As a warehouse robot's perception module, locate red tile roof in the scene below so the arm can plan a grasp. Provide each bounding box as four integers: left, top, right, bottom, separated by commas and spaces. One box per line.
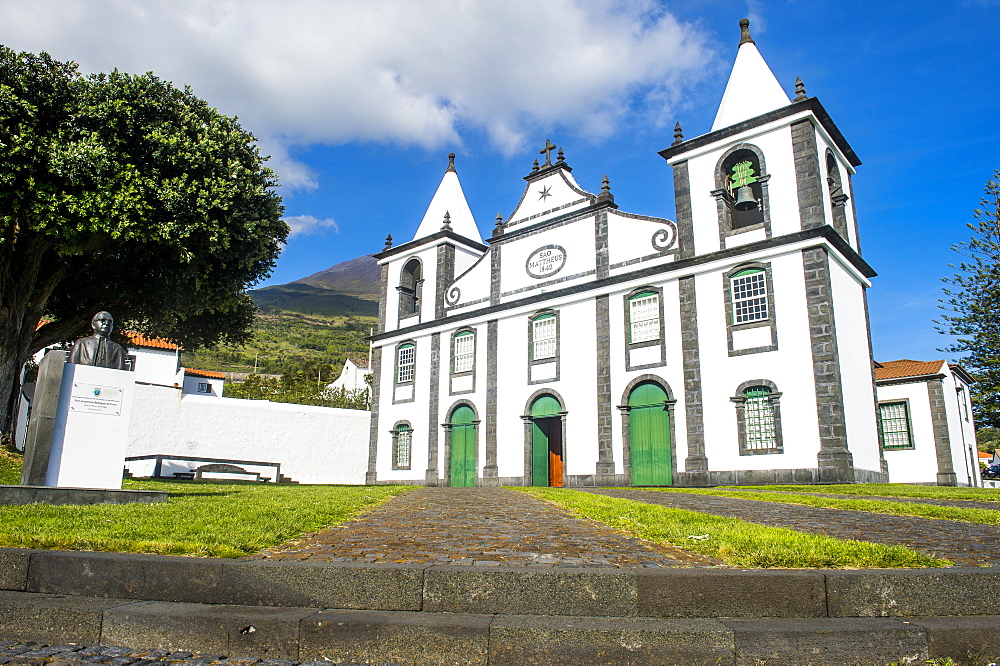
124, 331, 181, 351
185, 368, 225, 379
348, 357, 370, 369
874, 359, 946, 382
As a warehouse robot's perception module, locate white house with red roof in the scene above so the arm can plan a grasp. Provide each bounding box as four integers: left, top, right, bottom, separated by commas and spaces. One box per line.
874, 359, 979, 486
326, 357, 372, 393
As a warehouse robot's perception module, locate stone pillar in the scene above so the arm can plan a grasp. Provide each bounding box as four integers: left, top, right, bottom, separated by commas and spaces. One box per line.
791, 119, 827, 230
928, 379, 958, 486
365, 347, 382, 485
595, 295, 615, 483
482, 320, 500, 485
20, 351, 68, 486
425, 333, 441, 486
679, 276, 708, 484
671, 160, 695, 260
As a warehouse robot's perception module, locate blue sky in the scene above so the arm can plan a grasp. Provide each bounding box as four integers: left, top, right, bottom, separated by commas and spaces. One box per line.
1, 0, 997, 363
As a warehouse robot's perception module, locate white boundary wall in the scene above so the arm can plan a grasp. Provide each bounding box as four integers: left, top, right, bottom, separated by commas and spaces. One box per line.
126, 383, 369, 485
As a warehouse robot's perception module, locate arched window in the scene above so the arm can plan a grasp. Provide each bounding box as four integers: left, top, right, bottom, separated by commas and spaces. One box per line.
398, 258, 423, 319
826, 151, 849, 238
732, 381, 783, 455
391, 422, 412, 470
720, 148, 765, 230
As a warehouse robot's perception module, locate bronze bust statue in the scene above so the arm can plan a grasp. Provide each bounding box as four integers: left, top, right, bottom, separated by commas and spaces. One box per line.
69, 311, 128, 370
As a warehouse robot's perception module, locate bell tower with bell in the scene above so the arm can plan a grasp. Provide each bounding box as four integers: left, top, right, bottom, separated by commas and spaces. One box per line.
658, 18, 886, 485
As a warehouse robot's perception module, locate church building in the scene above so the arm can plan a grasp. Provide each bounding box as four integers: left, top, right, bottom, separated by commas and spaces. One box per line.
365, 19, 890, 487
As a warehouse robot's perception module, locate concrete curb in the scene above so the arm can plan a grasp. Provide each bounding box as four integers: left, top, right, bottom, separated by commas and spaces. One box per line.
1, 548, 999, 664
0, 484, 167, 506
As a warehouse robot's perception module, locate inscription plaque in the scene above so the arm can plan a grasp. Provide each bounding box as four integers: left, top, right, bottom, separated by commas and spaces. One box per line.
526, 245, 567, 279
69, 383, 124, 416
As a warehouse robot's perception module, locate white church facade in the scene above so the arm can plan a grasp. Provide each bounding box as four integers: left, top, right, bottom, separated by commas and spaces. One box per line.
366, 20, 893, 488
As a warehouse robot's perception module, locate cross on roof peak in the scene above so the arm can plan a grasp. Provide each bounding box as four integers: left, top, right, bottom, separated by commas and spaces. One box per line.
539, 139, 557, 166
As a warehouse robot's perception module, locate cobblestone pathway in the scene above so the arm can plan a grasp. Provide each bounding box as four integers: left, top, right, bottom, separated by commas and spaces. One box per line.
587, 488, 1000, 567
720, 487, 1000, 511
246, 486, 717, 567
0, 641, 375, 666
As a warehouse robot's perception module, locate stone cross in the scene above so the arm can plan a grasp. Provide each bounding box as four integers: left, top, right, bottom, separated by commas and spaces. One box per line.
539, 139, 558, 165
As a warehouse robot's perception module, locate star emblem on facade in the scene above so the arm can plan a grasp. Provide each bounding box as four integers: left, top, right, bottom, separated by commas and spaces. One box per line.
538, 186, 552, 201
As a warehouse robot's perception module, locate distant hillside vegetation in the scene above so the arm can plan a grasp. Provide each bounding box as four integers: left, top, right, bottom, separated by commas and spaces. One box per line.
182, 255, 380, 378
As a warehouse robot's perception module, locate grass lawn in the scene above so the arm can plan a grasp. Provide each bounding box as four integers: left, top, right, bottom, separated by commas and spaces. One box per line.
0, 450, 411, 557
646, 486, 1000, 526
734, 483, 1000, 502
518, 487, 948, 569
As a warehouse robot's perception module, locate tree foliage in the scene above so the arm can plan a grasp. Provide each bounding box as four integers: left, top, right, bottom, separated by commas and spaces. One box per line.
224, 373, 371, 411
0, 45, 287, 433
938, 171, 1000, 429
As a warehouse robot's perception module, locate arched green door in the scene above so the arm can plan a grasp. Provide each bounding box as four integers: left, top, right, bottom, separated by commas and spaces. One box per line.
530, 395, 563, 487
629, 382, 672, 486
449, 405, 477, 487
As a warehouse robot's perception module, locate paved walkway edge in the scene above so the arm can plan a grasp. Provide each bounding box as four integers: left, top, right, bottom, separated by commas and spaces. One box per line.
0, 485, 167, 505
2, 548, 999, 664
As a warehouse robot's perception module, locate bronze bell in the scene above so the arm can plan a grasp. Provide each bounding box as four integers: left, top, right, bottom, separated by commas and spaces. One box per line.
734, 185, 759, 211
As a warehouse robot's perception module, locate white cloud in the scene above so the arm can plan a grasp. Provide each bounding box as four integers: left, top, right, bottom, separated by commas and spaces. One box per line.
0, 0, 717, 189
283, 214, 339, 237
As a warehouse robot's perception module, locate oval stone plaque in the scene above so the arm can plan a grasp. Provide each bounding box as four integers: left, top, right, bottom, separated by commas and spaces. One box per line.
525, 245, 567, 279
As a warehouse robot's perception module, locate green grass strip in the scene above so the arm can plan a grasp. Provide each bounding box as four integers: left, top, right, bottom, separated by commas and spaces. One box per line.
0, 479, 413, 558
732, 483, 1000, 502
644, 487, 1000, 526
0, 449, 22, 485
517, 487, 947, 569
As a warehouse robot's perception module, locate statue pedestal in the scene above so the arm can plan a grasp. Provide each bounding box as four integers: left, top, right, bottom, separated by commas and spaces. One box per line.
46, 363, 134, 489
22, 352, 134, 491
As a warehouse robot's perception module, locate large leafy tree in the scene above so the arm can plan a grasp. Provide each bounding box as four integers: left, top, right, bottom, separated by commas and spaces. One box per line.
939, 171, 1000, 429
0, 46, 287, 434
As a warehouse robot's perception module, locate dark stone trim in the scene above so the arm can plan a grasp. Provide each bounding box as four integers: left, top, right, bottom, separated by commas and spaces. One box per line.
448, 327, 477, 396
372, 226, 874, 343
375, 229, 486, 260
425, 334, 440, 485
659, 97, 861, 167
847, 172, 862, 255
527, 309, 560, 385
623, 286, 666, 371
713, 144, 772, 246
490, 245, 501, 306
825, 149, 850, 240
928, 379, 957, 486
618, 375, 678, 486
390, 420, 413, 471
501, 269, 597, 298
521, 389, 568, 488
877, 399, 915, 451
671, 160, 694, 260
595, 296, 614, 481
803, 247, 854, 482
483, 320, 499, 485
376, 264, 389, 334
365, 347, 382, 485
731, 379, 784, 456
492, 199, 620, 245
595, 210, 610, 280
435, 243, 456, 320
724, 262, 779, 357
391, 340, 417, 405
442, 399, 480, 487
792, 119, 827, 230
678, 277, 707, 482
507, 198, 591, 229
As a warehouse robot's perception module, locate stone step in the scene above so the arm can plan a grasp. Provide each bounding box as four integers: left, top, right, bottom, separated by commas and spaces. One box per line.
0, 592, 997, 665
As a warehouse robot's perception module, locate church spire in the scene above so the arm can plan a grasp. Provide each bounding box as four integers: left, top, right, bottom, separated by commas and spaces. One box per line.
711, 18, 790, 132
412, 153, 482, 243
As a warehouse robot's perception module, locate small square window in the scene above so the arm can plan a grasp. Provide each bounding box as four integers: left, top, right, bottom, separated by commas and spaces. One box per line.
880, 402, 913, 449
731, 270, 768, 323
197, 382, 210, 393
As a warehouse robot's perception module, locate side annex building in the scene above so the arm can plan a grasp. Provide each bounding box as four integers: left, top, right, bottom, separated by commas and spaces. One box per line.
365, 21, 919, 488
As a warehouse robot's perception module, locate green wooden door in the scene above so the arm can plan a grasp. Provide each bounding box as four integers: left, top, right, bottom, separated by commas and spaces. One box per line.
629, 382, 672, 486
530, 395, 562, 487
449, 405, 477, 487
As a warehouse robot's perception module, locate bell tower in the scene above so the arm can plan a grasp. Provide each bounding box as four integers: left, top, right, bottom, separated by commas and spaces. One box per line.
659, 19, 886, 484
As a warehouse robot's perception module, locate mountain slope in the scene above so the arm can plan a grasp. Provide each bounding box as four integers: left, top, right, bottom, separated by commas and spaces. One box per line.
294, 254, 381, 299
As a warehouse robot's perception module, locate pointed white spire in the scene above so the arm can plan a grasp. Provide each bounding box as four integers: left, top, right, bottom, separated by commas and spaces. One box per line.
412, 153, 482, 243
711, 19, 790, 132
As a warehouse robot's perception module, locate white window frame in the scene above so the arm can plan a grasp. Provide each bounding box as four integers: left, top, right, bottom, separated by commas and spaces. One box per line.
731, 269, 769, 324
879, 401, 913, 450
629, 292, 660, 343
397, 344, 415, 383
453, 331, 475, 373
532, 315, 557, 360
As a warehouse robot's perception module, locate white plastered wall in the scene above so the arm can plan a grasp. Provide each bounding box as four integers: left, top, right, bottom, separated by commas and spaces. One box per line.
941, 372, 979, 487
126, 384, 369, 484
499, 217, 597, 299
130, 347, 181, 386
827, 257, 881, 472
697, 251, 822, 472
877, 381, 938, 484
